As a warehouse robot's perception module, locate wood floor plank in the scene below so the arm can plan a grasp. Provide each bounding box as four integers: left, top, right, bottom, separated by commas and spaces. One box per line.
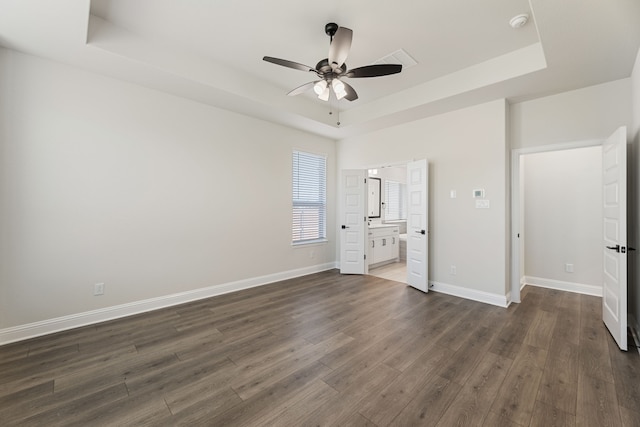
252, 379, 338, 426
162, 386, 242, 426
576, 374, 622, 427
53, 348, 177, 394
488, 344, 547, 426
299, 363, 401, 426
208, 361, 332, 426
482, 410, 524, 427
618, 406, 640, 427
436, 325, 499, 386
0, 381, 54, 419
523, 309, 557, 350
229, 337, 335, 400
489, 296, 539, 360
528, 400, 576, 427
70, 387, 173, 426
124, 353, 236, 397
11, 383, 129, 426
435, 352, 513, 427
0, 343, 137, 398
321, 329, 416, 392
578, 317, 615, 384
388, 374, 461, 427
536, 351, 579, 415
358, 343, 451, 426
606, 332, 640, 414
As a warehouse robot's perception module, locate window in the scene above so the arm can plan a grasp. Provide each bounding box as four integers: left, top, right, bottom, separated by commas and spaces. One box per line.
385, 180, 407, 221
292, 150, 326, 244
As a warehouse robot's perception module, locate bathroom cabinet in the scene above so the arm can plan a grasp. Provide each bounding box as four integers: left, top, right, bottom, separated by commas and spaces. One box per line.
368, 225, 400, 266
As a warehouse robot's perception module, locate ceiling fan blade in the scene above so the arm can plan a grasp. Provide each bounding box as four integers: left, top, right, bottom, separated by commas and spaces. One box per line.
263, 56, 315, 73
346, 64, 402, 78
287, 81, 317, 96
341, 81, 358, 101
328, 27, 352, 70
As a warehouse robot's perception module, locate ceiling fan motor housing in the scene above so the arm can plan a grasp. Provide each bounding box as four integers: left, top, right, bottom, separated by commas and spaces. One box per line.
325, 22, 339, 38
316, 59, 346, 77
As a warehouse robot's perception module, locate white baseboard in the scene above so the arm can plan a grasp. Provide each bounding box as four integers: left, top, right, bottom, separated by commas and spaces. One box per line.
428, 281, 509, 308
523, 276, 602, 297
0, 262, 338, 346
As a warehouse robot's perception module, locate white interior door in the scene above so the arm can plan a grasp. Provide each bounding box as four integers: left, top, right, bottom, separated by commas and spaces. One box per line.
602, 126, 627, 351
406, 159, 429, 292
340, 170, 368, 274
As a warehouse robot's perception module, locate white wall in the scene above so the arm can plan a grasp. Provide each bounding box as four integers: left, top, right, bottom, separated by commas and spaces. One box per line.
523, 147, 602, 290
510, 79, 632, 149
0, 49, 336, 330
339, 99, 508, 301
631, 47, 640, 329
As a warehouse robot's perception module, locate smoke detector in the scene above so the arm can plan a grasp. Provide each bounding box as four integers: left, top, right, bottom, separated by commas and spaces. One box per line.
509, 13, 529, 29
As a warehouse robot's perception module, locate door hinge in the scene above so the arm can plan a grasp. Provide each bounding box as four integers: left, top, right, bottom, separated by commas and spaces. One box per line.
364, 254, 367, 260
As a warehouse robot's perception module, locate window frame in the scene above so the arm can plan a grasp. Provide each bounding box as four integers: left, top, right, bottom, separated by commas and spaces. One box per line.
292, 150, 327, 245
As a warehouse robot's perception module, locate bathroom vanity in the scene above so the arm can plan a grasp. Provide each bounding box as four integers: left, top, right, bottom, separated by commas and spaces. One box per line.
368, 224, 400, 267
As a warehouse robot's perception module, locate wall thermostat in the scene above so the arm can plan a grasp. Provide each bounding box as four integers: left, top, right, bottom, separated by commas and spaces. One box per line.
473, 189, 485, 198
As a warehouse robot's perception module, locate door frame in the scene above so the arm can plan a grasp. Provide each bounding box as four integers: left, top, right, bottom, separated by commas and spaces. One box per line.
510, 139, 604, 304
339, 160, 418, 279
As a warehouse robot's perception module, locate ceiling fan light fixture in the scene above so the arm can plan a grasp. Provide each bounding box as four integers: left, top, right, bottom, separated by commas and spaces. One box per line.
331, 79, 345, 93
313, 80, 327, 95
318, 86, 330, 101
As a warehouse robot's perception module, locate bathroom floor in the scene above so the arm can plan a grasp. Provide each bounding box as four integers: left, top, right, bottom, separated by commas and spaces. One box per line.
368, 261, 407, 283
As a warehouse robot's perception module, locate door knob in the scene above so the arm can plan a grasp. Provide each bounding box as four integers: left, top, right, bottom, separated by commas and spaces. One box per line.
341, 225, 349, 229
415, 229, 426, 235
606, 244, 620, 252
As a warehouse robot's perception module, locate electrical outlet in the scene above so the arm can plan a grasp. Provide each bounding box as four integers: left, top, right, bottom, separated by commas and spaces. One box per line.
565, 264, 574, 273
309, 250, 315, 259
94, 282, 105, 296
450, 265, 457, 275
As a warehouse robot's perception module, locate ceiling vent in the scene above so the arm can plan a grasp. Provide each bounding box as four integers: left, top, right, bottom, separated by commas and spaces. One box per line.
374, 49, 418, 70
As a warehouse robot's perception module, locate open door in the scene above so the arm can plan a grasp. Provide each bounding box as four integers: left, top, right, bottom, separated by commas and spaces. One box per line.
602, 126, 627, 351
340, 170, 368, 274
406, 159, 429, 292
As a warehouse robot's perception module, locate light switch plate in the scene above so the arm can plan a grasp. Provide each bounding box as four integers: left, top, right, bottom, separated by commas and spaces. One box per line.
476, 200, 490, 209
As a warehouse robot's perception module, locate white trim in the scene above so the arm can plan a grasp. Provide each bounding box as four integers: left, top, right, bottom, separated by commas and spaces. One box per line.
510, 138, 604, 305
523, 276, 602, 297
429, 281, 509, 308
0, 263, 338, 346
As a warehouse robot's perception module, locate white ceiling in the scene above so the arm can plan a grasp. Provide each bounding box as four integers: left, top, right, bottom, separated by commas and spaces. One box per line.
1, 0, 639, 139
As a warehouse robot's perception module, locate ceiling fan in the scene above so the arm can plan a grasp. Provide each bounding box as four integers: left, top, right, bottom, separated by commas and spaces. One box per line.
263, 23, 402, 102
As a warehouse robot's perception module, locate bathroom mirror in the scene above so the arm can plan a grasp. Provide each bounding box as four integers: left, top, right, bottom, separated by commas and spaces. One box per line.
368, 177, 381, 218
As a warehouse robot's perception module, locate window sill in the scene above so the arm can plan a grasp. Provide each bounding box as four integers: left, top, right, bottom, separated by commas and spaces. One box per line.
292, 239, 328, 247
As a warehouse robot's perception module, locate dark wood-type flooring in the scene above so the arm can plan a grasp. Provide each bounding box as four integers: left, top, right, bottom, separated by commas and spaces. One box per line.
1, 270, 639, 426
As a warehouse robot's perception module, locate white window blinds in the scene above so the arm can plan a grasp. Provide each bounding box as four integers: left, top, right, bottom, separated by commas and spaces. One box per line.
385, 180, 407, 221
292, 150, 326, 243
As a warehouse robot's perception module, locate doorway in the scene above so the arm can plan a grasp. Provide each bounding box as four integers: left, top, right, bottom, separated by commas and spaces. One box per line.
511, 140, 604, 303
367, 164, 409, 283
339, 159, 429, 292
